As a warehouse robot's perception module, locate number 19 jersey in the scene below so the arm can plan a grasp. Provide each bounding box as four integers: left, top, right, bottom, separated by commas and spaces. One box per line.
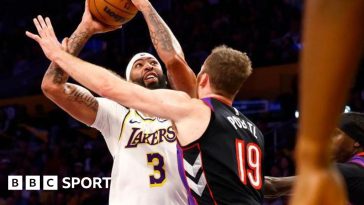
91, 98, 189, 205
181, 98, 265, 205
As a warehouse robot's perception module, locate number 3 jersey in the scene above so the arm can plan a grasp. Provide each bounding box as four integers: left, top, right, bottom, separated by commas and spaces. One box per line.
180, 98, 265, 205
91, 98, 189, 205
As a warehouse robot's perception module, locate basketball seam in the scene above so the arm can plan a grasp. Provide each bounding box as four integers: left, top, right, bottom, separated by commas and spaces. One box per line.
93, 0, 106, 21
93, 0, 118, 26
104, 0, 136, 15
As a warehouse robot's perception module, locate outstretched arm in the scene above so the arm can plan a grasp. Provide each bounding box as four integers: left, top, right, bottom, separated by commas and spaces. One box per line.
48, 49, 193, 122
26, 16, 208, 145
41, 24, 96, 125
263, 176, 295, 198
26, 15, 191, 121
132, 0, 197, 97
292, 0, 364, 204
40, 0, 120, 125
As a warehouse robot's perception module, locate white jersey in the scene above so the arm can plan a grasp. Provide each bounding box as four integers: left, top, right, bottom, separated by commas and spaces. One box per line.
91, 98, 189, 205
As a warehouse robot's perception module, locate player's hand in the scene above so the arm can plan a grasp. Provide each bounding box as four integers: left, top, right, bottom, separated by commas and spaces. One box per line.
25, 15, 63, 61
79, 0, 121, 34
131, 0, 150, 11
60, 37, 70, 53
290, 167, 347, 205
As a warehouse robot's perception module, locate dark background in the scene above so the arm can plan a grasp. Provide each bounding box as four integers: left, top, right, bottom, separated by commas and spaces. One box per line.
0, 0, 363, 204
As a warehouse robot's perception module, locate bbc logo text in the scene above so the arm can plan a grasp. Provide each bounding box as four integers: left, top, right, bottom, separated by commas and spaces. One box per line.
8, 175, 111, 190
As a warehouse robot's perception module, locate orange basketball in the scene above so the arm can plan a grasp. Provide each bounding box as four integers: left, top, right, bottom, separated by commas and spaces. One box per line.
88, 0, 138, 27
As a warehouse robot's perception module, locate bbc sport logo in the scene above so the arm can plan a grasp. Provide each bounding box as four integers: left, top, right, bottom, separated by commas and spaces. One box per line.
8, 175, 111, 190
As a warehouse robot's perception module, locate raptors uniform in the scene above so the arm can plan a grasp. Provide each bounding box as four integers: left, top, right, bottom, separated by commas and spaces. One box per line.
180, 98, 265, 205
91, 98, 189, 205
336, 152, 364, 205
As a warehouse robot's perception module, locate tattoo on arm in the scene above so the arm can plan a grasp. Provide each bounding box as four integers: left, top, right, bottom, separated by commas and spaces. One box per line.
146, 4, 174, 53
64, 84, 98, 112
68, 31, 90, 55
45, 31, 90, 85
48, 65, 67, 84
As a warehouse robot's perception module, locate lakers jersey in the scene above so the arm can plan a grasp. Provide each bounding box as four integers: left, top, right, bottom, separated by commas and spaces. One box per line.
91, 98, 189, 205
181, 98, 264, 205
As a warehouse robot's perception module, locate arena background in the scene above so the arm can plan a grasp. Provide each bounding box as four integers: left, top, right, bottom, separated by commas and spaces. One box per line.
1, 0, 363, 204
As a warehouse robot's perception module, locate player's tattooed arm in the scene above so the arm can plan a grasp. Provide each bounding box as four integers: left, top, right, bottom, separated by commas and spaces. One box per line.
42, 82, 98, 125
137, 2, 183, 58
134, 1, 197, 97
41, 28, 98, 125
64, 83, 98, 112
43, 31, 91, 85
43, 0, 117, 86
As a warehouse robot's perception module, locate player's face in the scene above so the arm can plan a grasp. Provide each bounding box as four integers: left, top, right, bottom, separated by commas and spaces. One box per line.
332, 128, 356, 162
129, 57, 166, 89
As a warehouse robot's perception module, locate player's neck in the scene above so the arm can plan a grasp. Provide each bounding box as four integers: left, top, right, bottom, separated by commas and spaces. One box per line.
203, 94, 233, 106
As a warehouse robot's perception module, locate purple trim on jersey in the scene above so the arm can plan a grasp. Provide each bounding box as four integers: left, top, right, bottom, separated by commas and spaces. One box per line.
177, 144, 197, 205
202, 98, 214, 111
348, 154, 364, 168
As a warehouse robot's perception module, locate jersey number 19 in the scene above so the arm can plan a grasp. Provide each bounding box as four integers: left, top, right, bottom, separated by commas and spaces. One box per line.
235, 139, 262, 189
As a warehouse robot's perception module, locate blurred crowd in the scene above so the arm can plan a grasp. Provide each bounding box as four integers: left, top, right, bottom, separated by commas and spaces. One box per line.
1, 0, 364, 204
0, 104, 112, 205
1, 88, 363, 204
0, 0, 303, 98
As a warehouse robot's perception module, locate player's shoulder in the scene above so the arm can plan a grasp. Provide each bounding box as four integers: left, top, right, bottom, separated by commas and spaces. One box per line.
95, 97, 130, 118
336, 162, 364, 177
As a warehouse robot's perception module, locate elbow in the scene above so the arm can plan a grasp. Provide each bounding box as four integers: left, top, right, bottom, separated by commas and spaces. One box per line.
41, 79, 60, 96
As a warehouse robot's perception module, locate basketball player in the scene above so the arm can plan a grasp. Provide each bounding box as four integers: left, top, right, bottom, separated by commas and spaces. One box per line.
291, 0, 364, 204
264, 112, 364, 205
38, 0, 196, 204
27, 13, 265, 203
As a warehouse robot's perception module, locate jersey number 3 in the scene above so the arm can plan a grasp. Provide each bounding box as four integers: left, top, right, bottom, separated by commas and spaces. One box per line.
147, 153, 166, 187
235, 139, 262, 189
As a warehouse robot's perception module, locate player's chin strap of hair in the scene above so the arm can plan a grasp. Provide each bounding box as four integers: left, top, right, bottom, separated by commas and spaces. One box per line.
125, 52, 159, 81
339, 112, 364, 148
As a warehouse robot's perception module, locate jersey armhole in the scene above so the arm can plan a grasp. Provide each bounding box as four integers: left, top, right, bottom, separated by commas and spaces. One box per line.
179, 109, 215, 149
117, 110, 131, 141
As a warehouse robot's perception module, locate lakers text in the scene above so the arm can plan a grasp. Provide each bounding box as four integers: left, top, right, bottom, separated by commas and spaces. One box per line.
8, 175, 111, 190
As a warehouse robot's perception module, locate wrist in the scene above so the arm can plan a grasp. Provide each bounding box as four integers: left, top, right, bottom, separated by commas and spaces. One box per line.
50, 49, 64, 63
136, 1, 151, 12
75, 23, 95, 36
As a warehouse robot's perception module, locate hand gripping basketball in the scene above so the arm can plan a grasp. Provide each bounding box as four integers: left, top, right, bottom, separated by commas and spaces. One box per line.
88, 0, 138, 27
80, 0, 122, 34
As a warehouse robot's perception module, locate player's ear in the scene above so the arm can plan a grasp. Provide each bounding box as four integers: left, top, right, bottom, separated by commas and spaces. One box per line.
353, 142, 361, 148
200, 73, 209, 87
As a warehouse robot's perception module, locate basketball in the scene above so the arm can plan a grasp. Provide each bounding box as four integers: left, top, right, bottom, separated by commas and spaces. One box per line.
88, 0, 138, 27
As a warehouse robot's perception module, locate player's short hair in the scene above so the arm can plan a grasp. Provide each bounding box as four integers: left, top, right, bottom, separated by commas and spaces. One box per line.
339, 112, 364, 147
203, 45, 252, 98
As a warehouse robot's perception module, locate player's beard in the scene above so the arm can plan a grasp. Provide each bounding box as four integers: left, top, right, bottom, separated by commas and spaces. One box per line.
134, 74, 167, 89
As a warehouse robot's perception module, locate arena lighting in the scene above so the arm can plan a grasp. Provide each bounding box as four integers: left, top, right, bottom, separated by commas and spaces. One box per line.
344, 105, 351, 113
295, 105, 351, 119
233, 100, 281, 114
295, 110, 299, 119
